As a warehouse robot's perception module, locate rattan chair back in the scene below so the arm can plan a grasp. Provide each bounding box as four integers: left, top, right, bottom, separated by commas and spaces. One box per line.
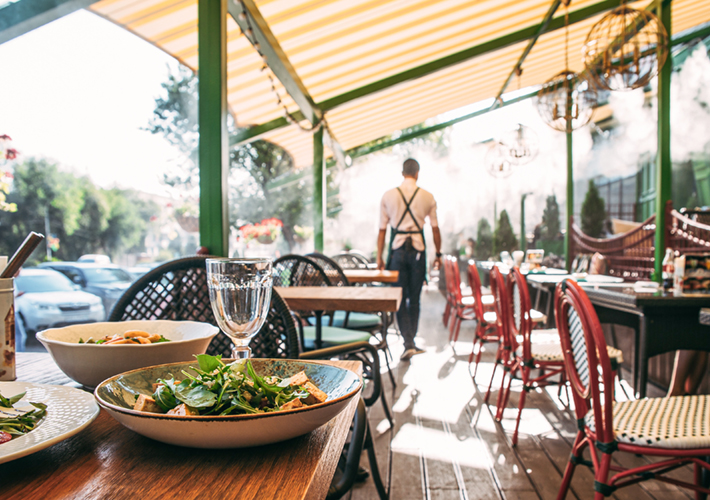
108, 256, 299, 359
330, 251, 370, 269
306, 252, 350, 286
272, 254, 331, 287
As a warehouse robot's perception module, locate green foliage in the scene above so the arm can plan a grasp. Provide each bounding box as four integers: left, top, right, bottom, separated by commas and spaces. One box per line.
0, 158, 157, 264
541, 194, 561, 241
581, 180, 606, 238
493, 210, 518, 255
475, 218, 493, 260
147, 68, 309, 251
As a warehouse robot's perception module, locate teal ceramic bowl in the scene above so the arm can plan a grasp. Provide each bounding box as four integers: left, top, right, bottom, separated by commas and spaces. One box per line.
94, 358, 362, 448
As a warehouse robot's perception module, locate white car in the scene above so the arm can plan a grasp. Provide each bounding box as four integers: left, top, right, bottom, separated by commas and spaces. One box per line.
14, 268, 105, 351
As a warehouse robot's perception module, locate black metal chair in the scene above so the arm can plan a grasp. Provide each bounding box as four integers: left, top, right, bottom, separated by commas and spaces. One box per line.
306, 252, 383, 331
109, 255, 387, 500
331, 251, 371, 270
272, 254, 332, 287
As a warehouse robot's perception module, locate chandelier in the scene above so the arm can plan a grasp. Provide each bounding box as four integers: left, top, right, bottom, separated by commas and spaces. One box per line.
499, 123, 538, 165
536, 1, 597, 132
536, 71, 598, 132
583, 2, 668, 91
485, 142, 514, 179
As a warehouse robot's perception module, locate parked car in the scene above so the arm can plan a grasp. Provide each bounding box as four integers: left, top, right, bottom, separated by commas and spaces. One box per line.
14, 268, 105, 351
38, 262, 133, 318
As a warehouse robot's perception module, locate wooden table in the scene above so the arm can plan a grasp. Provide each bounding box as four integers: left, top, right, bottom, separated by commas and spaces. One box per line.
343, 269, 399, 284
275, 286, 402, 350
2, 353, 361, 500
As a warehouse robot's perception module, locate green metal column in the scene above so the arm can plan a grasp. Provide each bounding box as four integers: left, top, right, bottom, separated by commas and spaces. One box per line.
521, 192, 531, 253
198, 0, 229, 257
654, 0, 672, 281
565, 126, 573, 268
313, 128, 325, 252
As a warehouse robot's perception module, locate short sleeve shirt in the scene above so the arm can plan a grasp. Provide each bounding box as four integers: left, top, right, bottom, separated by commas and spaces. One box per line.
379, 178, 438, 251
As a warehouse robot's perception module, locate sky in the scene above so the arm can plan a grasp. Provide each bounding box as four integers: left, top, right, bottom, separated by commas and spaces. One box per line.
0, 10, 182, 196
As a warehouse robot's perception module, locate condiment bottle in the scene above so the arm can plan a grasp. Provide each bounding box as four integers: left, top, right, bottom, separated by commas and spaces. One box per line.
662, 248, 674, 291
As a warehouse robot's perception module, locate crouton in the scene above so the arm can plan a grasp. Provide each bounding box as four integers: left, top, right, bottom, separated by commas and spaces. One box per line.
166, 404, 199, 416
280, 398, 303, 411
134, 394, 163, 413
302, 381, 328, 406
286, 371, 309, 387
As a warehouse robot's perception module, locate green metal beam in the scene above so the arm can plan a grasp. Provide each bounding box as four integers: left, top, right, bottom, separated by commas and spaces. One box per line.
491, 0, 563, 111
565, 129, 573, 269
198, 0, 229, 256
228, 0, 320, 125
313, 128, 325, 252
0, 0, 98, 45
654, 0, 672, 282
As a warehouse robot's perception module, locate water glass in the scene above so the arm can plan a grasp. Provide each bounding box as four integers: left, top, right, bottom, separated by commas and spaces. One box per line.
206, 258, 273, 359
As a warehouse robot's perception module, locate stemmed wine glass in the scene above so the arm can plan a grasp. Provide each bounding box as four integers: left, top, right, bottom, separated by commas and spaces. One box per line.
206, 258, 273, 359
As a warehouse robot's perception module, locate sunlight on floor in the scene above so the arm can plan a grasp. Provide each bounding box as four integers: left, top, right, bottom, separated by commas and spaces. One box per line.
391, 422, 489, 469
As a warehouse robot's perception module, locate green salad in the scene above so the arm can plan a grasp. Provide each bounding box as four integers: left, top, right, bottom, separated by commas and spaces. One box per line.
0, 391, 47, 444
133, 354, 328, 416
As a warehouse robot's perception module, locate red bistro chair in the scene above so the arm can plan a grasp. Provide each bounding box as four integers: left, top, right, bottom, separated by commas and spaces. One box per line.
446, 256, 495, 344
484, 266, 511, 405
442, 255, 456, 328
494, 267, 567, 445
466, 261, 498, 378
555, 279, 710, 500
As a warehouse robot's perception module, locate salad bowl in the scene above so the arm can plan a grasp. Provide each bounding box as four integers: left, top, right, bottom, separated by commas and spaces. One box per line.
94, 358, 362, 448
37, 320, 219, 388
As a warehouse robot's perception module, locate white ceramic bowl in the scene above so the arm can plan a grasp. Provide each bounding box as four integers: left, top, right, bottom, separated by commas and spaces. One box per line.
94, 358, 362, 448
37, 320, 219, 388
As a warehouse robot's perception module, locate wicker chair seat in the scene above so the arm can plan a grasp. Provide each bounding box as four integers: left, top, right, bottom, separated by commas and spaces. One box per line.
301, 326, 372, 350
307, 311, 381, 329
515, 331, 624, 364
585, 395, 710, 449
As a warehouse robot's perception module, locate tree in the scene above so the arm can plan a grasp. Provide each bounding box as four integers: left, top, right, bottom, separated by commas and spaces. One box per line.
541, 194, 561, 241
581, 180, 606, 238
0, 158, 156, 264
146, 68, 310, 251
493, 210, 518, 255
475, 218, 493, 260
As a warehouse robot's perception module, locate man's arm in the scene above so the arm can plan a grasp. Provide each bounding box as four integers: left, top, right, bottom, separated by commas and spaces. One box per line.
376, 229, 387, 270
432, 226, 442, 270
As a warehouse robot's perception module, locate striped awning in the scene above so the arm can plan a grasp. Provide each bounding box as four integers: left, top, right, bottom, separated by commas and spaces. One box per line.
88, 0, 710, 168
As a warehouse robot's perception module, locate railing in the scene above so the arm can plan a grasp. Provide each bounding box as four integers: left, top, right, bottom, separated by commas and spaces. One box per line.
569, 215, 656, 281
668, 208, 710, 253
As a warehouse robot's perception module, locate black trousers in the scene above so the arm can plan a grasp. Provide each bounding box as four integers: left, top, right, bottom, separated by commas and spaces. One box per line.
389, 245, 426, 349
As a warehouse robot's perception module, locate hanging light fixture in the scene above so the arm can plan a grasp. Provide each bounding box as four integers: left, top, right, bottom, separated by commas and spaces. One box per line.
500, 123, 539, 165
499, 68, 539, 165
536, 0, 597, 132
485, 142, 515, 179
582, 1, 668, 91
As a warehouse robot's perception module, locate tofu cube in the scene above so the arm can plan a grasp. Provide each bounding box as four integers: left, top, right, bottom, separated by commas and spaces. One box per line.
280, 398, 303, 411
302, 381, 328, 406
286, 371, 310, 387
133, 394, 163, 413
166, 404, 199, 416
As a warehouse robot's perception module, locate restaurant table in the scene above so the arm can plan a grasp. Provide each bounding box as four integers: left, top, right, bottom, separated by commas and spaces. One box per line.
581, 286, 710, 398
343, 269, 399, 284
2, 352, 362, 500
275, 286, 402, 351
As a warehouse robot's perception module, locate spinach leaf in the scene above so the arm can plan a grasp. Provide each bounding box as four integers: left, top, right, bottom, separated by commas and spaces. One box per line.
195, 354, 222, 373
174, 380, 217, 408
153, 384, 178, 412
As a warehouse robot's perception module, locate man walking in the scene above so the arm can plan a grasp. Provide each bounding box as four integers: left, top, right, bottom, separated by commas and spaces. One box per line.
377, 158, 442, 361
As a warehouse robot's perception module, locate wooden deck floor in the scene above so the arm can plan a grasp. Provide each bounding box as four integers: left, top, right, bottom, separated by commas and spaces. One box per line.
350, 288, 696, 500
